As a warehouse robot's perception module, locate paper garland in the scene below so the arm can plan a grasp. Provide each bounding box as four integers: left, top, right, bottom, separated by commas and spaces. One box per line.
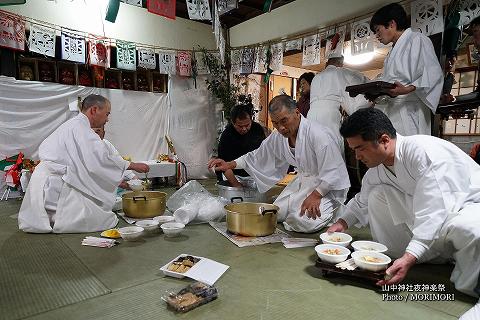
411, 0, 444, 36
61, 32, 85, 63
0, 11, 25, 51
186, 0, 212, 21
137, 47, 157, 69
28, 24, 56, 57
325, 25, 346, 59
351, 18, 375, 55
302, 34, 321, 66
88, 38, 110, 68
116, 40, 136, 71
177, 50, 192, 76
269, 42, 283, 71
158, 51, 176, 74
147, 0, 176, 20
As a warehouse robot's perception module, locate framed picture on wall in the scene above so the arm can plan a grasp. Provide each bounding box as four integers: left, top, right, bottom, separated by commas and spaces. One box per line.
468, 44, 480, 66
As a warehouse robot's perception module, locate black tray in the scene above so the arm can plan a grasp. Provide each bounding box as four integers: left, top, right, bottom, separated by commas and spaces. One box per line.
345, 81, 396, 98
437, 91, 480, 119
315, 259, 388, 284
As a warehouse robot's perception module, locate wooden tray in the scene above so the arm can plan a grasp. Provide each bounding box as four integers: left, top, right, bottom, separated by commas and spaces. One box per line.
345, 81, 396, 98
315, 259, 388, 284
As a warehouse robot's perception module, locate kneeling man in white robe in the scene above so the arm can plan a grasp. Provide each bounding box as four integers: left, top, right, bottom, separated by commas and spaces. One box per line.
208, 95, 350, 233
328, 108, 480, 319
18, 94, 149, 233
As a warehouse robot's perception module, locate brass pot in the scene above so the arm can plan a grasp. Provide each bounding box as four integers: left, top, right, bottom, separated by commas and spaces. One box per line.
122, 191, 166, 218
225, 201, 278, 237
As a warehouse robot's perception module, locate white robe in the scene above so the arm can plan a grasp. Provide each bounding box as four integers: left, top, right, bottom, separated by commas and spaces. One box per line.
235, 116, 350, 233
309, 65, 370, 150
339, 134, 480, 297
380, 28, 443, 136
103, 139, 136, 180
18, 113, 129, 233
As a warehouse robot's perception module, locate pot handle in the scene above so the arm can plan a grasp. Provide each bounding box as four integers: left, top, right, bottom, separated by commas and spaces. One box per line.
261, 209, 277, 216
230, 196, 244, 203
133, 196, 147, 202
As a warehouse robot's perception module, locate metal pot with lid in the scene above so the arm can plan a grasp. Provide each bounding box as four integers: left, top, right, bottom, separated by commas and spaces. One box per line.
216, 180, 268, 203
122, 191, 167, 218
224, 197, 278, 237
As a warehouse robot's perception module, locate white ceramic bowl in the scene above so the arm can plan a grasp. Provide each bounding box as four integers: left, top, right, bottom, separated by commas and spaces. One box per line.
351, 250, 391, 272
136, 219, 159, 232
315, 244, 350, 264
319, 232, 353, 247
118, 226, 144, 241
160, 222, 185, 237
127, 179, 144, 191
351, 240, 388, 253
153, 215, 175, 224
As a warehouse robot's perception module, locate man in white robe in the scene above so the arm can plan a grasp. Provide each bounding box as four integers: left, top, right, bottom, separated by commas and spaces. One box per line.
370, 3, 443, 135
18, 94, 149, 233
308, 55, 370, 151
208, 95, 350, 233
327, 108, 480, 319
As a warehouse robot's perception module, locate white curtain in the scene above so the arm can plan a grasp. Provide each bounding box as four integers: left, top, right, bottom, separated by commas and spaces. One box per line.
0, 75, 216, 179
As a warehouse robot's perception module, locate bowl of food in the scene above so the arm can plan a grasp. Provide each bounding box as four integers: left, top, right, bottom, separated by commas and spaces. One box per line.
136, 219, 159, 233
351, 240, 388, 253
118, 226, 144, 241
154, 215, 175, 224
127, 179, 144, 191
315, 244, 351, 264
319, 232, 353, 247
160, 222, 185, 237
351, 250, 391, 272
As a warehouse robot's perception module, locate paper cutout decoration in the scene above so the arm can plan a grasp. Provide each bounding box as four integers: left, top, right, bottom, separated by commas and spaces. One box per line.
122, 0, 142, 6
158, 51, 176, 74
88, 38, 110, 68
302, 33, 321, 66
177, 50, 192, 76
411, 0, 443, 36
0, 11, 25, 51
28, 24, 56, 57
230, 49, 241, 74
325, 25, 346, 59
240, 48, 254, 74
253, 45, 268, 73
284, 38, 302, 52
187, 0, 211, 21
459, 0, 480, 26
147, 0, 176, 20
351, 17, 375, 55
61, 32, 85, 63
218, 0, 238, 15
116, 40, 136, 71
137, 48, 156, 69
269, 42, 283, 71
194, 51, 209, 75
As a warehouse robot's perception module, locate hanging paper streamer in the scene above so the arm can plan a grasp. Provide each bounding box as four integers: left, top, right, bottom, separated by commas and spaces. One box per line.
28, 24, 56, 57
116, 40, 136, 71
187, 0, 211, 21
325, 25, 346, 59
177, 50, 192, 76
88, 37, 110, 68
122, 0, 142, 6
240, 48, 254, 74
459, 0, 480, 26
158, 51, 176, 74
302, 33, 320, 66
351, 18, 374, 55
194, 51, 209, 74
137, 47, 156, 69
230, 49, 241, 74
147, 0, 176, 20
411, 0, 443, 36
61, 31, 85, 63
218, 30, 226, 64
0, 11, 25, 51
218, 0, 238, 15
253, 45, 268, 73
284, 38, 302, 52
269, 42, 283, 71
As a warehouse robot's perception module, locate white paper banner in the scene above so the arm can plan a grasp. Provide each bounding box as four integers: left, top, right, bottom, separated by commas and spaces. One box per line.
411, 0, 444, 36
61, 32, 85, 63
28, 24, 56, 57
218, 0, 238, 15
116, 40, 136, 71
302, 34, 321, 66
351, 18, 375, 55
284, 38, 302, 52
187, 0, 212, 21
459, 0, 480, 26
325, 25, 346, 59
253, 45, 268, 73
240, 48, 254, 74
177, 51, 192, 77
0, 11, 25, 51
230, 49, 241, 74
137, 48, 156, 69
195, 51, 209, 75
158, 51, 176, 75
88, 38, 110, 68
122, 0, 142, 6
269, 42, 283, 71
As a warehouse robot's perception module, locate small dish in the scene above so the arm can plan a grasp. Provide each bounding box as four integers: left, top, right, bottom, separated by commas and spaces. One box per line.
319, 232, 352, 247
118, 226, 144, 241
351, 250, 391, 272
160, 222, 185, 237
127, 179, 144, 191
315, 244, 350, 264
136, 219, 159, 232
351, 240, 388, 253
153, 215, 175, 224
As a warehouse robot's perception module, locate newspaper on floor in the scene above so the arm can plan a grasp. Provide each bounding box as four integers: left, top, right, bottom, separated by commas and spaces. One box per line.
281, 237, 319, 248
209, 221, 290, 247
82, 236, 117, 248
